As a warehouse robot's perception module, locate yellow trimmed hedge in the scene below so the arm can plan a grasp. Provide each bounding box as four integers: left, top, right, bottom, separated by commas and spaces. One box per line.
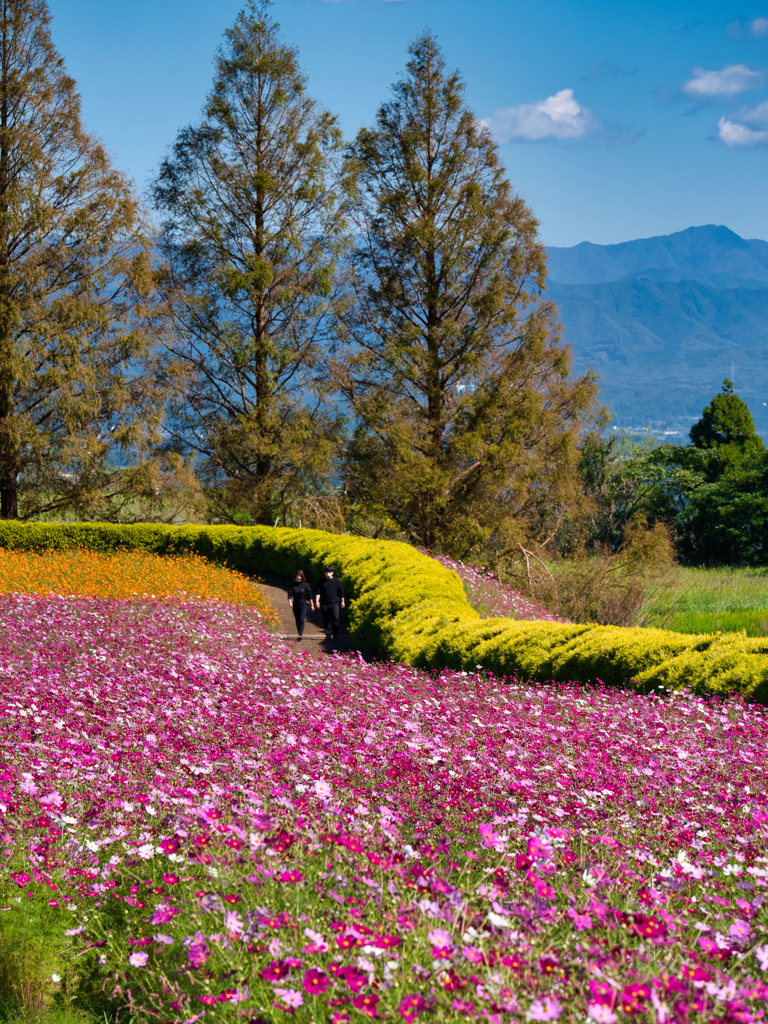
0, 522, 766, 702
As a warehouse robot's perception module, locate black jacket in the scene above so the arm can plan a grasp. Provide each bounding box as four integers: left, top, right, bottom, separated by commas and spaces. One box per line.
315, 576, 344, 608
288, 581, 312, 607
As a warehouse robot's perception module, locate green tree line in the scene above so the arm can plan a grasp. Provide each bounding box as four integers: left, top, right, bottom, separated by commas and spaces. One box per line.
576, 379, 768, 567
2, 0, 762, 568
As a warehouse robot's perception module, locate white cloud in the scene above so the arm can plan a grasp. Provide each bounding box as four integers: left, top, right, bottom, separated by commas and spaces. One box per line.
717, 117, 768, 145
750, 17, 768, 35
717, 100, 768, 147
682, 63, 763, 99
482, 88, 639, 146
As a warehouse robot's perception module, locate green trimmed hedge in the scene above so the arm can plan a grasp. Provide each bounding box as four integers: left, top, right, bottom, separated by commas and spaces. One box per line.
0, 522, 767, 702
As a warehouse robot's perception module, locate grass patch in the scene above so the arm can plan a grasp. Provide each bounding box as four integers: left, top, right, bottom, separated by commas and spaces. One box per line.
640, 565, 768, 631
665, 607, 768, 636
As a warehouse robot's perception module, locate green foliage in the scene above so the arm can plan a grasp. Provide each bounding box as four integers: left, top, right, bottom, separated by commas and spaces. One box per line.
690, 378, 763, 451
0, 0, 162, 523
574, 382, 768, 567
1, 522, 767, 701
568, 431, 689, 553
0, 895, 110, 1022
334, 32, 598, 557
669, 608, 768, 637
152, 0, 348, 527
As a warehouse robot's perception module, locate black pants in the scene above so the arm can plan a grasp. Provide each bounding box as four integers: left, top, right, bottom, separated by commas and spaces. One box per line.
321, 603, 340, 638
292, 603, 308, 637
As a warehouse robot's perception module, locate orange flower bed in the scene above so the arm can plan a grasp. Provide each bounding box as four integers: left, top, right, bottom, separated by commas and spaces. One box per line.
0, 547, 279, 627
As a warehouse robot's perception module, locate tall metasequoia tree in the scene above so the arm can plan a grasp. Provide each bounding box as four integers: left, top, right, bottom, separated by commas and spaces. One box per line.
335, 32, 599, 555
152, 0, 348, 526
0, 0, 158, 520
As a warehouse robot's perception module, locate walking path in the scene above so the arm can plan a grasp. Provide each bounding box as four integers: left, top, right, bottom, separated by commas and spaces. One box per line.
257, 572, 357, 659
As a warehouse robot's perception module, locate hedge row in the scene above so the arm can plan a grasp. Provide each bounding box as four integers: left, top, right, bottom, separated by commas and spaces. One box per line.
1, 522, 766, 702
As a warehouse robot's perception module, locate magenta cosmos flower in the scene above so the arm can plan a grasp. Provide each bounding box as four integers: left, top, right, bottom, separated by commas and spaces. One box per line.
302, 968, 330, 995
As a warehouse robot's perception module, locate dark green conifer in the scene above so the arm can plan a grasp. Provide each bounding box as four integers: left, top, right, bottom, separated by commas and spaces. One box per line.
690, 379, 763, 450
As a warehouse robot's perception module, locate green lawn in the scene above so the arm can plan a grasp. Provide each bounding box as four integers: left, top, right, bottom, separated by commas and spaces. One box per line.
640, 565, 768, 635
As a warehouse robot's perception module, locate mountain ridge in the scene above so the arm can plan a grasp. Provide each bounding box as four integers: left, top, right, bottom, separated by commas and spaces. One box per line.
547, 224, 768, 290
546, 225, 768, 435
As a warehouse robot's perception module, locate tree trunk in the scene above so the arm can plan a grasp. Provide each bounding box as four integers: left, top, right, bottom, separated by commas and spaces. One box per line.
0, 464, 16, 518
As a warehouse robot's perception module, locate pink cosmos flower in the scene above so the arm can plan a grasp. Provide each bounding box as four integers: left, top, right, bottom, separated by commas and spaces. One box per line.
730, 919, 752, 943
479, 823, 501, 849
539, 956, 560, 976
274, 988, 304, 1009
302, 927, 328, 953
588, 1004, 618, 1023
567, 908, 592, 930
621, 984, 651, 1015
219, 988, 249, 1004
451, 998, 475, 1017
128, 952, 148, 967
342, 967, 367, 992
755, 945, 768, 971
588, 980, 617, 1008
528, 996, 562, 1021
462, 946, 485, 965
303, 968, 330, 995
185, 933, 210, 969
224, 910, 244, 938
352, 993, 379, 1018
261, 960, 290, 981
150, 904, 178, 925
534, 878, 556, 900
39, 791, 63, 809
159, 837, 180, 854
279, 870, 304, 884
398, 994, 425, 1021
154, 934, 174, 945
631, 914, 667, 941
161, 873, 180, 885
699, 935, 718, 954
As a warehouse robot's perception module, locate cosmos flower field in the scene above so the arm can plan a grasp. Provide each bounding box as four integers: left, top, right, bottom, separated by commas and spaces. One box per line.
427, 553, 566, 623
1, 575, 767, 1022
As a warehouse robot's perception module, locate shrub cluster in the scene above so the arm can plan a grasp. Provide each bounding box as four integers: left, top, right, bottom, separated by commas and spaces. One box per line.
0, 522, 767, 701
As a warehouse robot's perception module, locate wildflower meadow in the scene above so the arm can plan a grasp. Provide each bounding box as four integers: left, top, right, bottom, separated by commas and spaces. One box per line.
0, 563, 766, 1024
426, 554, 566, 624
0, 549, 279, 627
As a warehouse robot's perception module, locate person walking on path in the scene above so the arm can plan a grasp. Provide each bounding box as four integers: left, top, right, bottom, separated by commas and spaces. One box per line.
287, 569, 313, 640
314, 565, 345, 641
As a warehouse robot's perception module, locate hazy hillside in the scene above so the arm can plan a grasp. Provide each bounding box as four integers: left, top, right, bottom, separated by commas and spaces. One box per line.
547, 225, 768, 435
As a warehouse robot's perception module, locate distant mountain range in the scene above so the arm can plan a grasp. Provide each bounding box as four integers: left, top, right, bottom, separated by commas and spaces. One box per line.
546, 225, 768, 436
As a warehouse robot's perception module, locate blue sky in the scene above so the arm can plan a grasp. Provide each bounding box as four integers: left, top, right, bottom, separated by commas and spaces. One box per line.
47, 0, 768, 247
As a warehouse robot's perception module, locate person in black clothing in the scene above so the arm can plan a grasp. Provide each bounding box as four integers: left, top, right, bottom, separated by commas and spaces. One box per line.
287, 569, 312, 640
314, 565, 345, 640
